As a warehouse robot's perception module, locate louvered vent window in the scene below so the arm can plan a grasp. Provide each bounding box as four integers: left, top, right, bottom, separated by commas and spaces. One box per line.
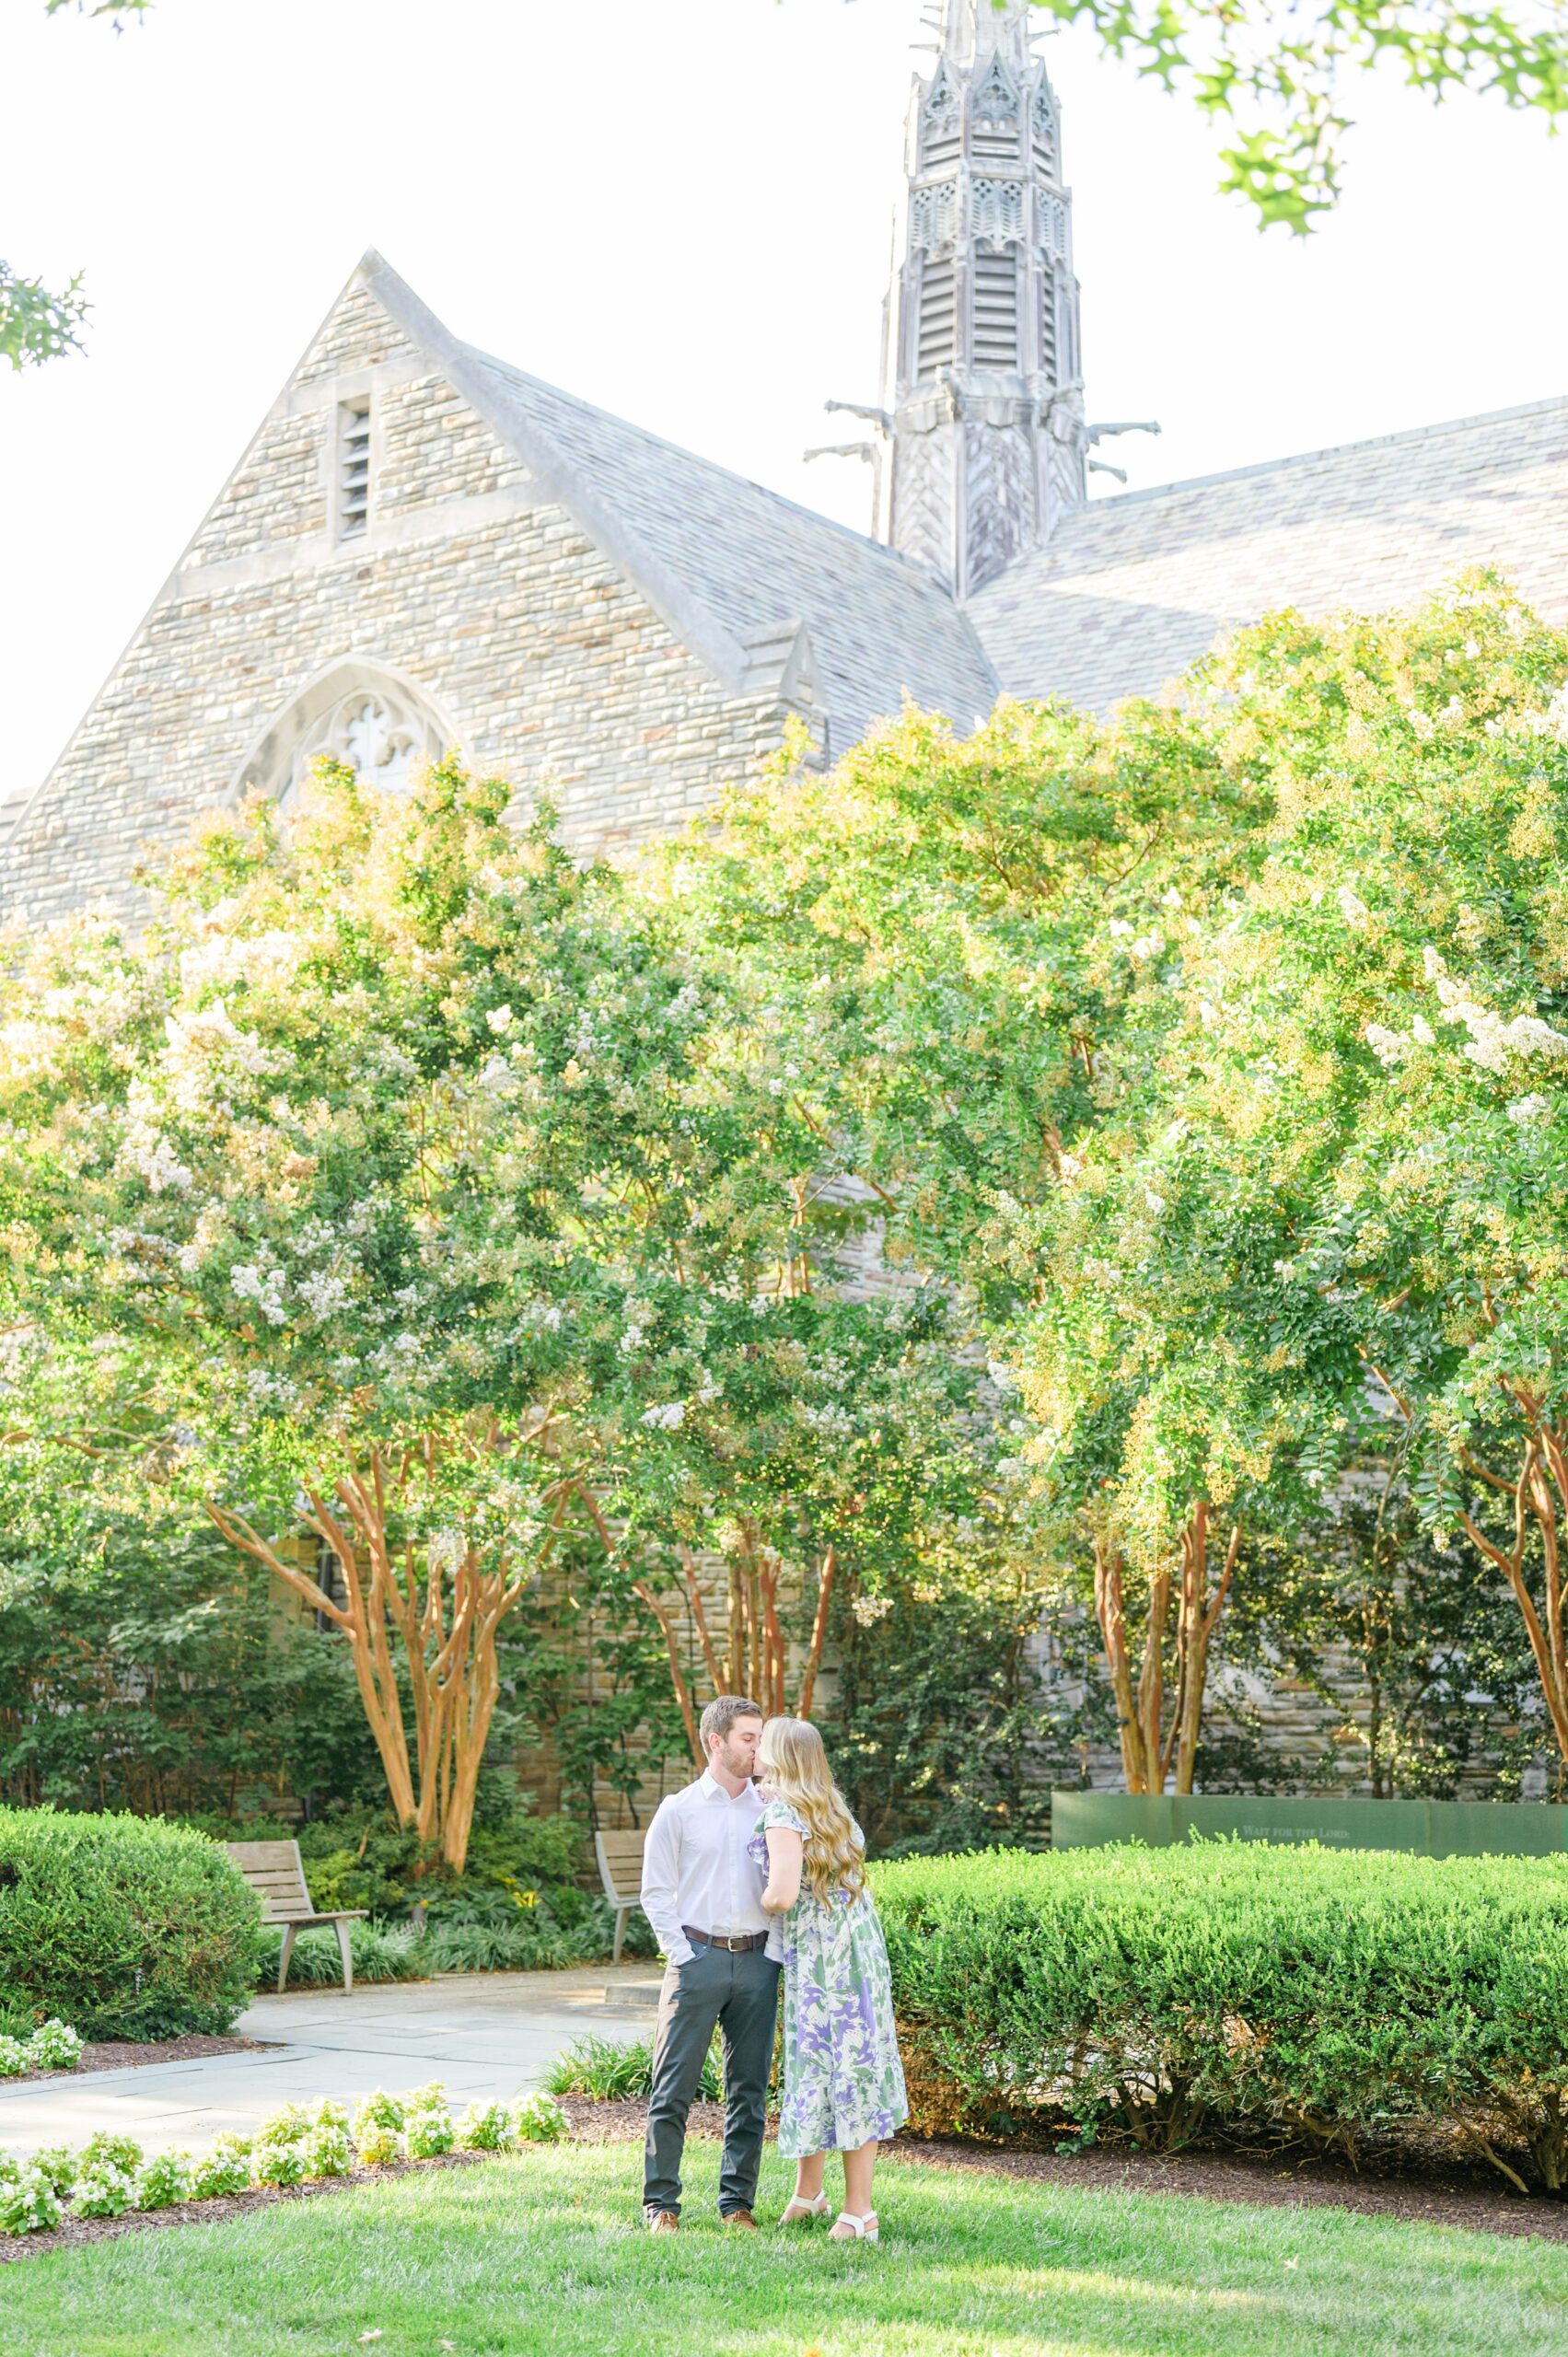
339, 400, 371, 538
1032, 94, 1060, 180
916, 254, 958, 377
973, 250, 1019, 368
972, 118, 1018, 160
1039, 266, 1059, 381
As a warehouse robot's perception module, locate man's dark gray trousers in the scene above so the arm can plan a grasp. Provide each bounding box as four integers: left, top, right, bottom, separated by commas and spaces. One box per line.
643, 1939, 781, 2217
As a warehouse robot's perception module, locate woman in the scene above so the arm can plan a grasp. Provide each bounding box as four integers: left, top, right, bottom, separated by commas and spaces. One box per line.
750, 1715, 907, 2243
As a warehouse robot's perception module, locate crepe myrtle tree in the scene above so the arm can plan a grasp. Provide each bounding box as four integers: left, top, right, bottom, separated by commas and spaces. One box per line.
1170, 577, 1568, 1778
1006, 1100, 1367, 1794
601, 1263, 1028, 1765
660, 700, 1269, 1329
659, 696, 1280, 1782
0, 757, 821, 1869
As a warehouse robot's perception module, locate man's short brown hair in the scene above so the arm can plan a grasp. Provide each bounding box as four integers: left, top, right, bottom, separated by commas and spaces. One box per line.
700, 1694, 763, 1752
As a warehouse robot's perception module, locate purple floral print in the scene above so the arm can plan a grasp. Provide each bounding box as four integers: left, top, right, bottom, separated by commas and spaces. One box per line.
749, 1799, 908, 2157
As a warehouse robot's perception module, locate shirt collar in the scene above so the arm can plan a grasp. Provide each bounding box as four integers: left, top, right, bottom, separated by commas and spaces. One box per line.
698, 1771, 757, 1805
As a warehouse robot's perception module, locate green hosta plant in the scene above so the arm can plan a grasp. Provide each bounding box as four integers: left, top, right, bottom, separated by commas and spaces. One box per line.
134, 2148, 195, 2211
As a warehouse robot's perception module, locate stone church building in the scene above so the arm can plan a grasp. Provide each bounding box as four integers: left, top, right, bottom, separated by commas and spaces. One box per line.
6, 0, 1568, 933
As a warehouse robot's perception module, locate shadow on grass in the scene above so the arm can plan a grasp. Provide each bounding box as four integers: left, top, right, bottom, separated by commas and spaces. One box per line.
3, 2143, 1567, 2357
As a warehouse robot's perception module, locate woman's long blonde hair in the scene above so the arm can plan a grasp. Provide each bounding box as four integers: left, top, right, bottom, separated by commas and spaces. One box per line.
759, 1717, 865, 1905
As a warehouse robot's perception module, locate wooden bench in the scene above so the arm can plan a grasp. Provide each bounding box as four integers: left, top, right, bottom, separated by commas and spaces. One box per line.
226, 1840, 367, 1994
594, 1829, 648, 1965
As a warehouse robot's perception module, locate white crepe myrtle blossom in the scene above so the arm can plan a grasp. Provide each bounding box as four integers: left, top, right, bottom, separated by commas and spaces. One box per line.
1337, 886, 1371, 927
1507, 1095, 1551, 1126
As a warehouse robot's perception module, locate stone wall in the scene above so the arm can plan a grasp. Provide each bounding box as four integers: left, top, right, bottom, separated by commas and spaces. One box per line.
2, 281, 791, 932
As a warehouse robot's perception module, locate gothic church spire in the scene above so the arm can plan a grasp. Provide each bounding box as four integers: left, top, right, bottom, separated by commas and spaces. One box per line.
884, 0, 1086, 595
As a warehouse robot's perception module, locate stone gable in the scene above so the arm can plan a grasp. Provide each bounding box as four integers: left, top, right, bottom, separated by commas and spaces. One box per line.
1, 267, 806, 931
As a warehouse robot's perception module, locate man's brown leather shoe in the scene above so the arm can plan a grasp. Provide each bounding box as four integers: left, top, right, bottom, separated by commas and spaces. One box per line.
722, 2209, 759, 2231
645, 2209, 679, 2234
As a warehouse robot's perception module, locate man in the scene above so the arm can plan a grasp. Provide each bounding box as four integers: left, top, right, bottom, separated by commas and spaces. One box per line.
638, 1693, 780, 2233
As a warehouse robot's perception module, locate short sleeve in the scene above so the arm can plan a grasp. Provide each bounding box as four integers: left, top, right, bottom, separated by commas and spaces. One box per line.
747, 1797, 807, 1871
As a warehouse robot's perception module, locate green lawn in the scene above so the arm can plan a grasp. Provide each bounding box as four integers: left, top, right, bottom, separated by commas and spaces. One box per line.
4, 2142, 1566, 2357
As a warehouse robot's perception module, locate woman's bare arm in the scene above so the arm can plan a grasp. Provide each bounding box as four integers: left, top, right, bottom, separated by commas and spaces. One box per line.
761, 1826, 803, 1914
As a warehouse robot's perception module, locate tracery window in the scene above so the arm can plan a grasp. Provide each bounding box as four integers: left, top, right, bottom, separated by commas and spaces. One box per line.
232, 659, 455, 809
921, 63, 962, 168
971, 54, 1019, 160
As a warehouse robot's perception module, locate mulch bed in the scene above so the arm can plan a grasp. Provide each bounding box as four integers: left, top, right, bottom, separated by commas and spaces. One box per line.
0, 2151, 484, 2264
556, 2096, 1568, 2246
11, 2035, 273, 2084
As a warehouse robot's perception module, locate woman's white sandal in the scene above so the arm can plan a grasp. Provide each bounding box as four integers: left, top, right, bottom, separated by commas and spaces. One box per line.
829, 2210, 879, 2243
780, 2194, 830, 2224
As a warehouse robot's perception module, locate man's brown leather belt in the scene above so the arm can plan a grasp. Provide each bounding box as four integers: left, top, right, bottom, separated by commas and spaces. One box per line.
681, 1927, 769, 1953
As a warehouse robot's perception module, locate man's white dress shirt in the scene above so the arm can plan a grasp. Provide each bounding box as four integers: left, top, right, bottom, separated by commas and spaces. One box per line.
640, 1771, 773, 1968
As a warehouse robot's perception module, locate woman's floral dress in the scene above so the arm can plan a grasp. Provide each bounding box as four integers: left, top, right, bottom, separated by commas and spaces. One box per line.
749, 1798, 908, 2157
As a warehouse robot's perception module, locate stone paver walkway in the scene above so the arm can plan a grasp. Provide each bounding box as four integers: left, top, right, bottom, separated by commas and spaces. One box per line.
0, 1965, 663, 2158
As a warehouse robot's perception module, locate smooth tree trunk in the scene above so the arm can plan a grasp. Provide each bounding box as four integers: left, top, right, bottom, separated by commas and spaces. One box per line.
208, 1438, 563, 1872
1457, 1419, 1568, 1769
634, 1526, 838, 1768
1092, 1503, 1240, 1795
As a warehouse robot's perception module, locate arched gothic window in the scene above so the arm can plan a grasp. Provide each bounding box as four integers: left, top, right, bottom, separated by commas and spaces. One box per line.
231, 659, 458, 808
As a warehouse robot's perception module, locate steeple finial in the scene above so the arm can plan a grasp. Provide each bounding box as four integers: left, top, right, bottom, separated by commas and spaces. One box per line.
935, 0, 1031, 70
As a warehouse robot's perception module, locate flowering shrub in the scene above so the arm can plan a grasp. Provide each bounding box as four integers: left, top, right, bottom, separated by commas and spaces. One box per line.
0, 2167, 63, 2236
26, 2018, 84, 2072
78, 2131, 141, 2177
29, 2145, 76, 2199
513, 2092, 568, 2145
134, 2149, 195, 2211
189, 2134, 251, 2200
71, 2161, 138, 2219
301, 2102, 354, 2180
351, 2089, 407, 2167
455, 2100, 514, 2152
404, 2084, 454, 2158
250, 2098, 353, 2186
0, 2036, 29, 2078
250, 2133, 307, 2188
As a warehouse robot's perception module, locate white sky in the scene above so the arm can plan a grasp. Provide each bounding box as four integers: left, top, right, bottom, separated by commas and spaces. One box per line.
3, 0, 1567, 798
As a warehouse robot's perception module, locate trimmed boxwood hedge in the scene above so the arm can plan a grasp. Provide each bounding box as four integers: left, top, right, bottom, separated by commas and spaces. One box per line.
0, 1808, 261, 2039
874, 1840, 1568, 2192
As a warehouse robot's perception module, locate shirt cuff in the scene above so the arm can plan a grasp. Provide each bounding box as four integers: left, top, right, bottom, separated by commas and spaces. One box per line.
666, 1938, 696, 1968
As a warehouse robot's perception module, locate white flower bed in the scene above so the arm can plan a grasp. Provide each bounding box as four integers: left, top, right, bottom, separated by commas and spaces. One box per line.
0, 2020, 85, 2079
0, 2084, 567, 2237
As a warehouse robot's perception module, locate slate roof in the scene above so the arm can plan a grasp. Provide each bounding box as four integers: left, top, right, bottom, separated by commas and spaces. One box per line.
968, 394, 1568, 711
369, 259, 999, 752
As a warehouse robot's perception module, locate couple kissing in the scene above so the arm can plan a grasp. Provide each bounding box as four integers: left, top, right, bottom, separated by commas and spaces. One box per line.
639, 1695, 907, 2243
